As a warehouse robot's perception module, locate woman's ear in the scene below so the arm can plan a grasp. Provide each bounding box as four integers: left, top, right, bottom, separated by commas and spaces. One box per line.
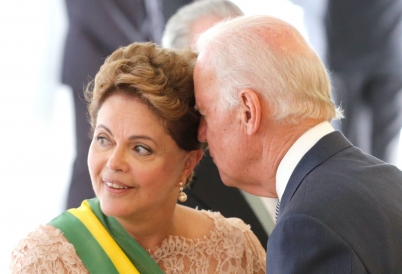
182, 149, 203, 181
239, 88, 261, 135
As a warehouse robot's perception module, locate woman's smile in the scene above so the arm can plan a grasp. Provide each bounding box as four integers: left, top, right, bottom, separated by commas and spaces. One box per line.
103, 179, 134, 190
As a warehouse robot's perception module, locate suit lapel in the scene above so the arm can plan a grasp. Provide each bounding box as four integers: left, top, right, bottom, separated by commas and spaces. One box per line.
279, 131, 353, 217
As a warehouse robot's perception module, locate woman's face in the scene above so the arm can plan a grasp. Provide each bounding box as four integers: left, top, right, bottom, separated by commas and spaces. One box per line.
88, 93, 200, 220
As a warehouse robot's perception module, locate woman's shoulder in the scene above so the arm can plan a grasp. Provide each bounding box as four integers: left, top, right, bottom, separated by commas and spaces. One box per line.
174, 205, 216, 238
11, 224, 68, 257
202, 210, 253, 233
202, 211, 267, 272
9, 224, 87, 273
176, 205, 257, 239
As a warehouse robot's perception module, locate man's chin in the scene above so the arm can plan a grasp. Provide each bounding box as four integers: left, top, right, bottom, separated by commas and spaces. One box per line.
219, 173, 237, 188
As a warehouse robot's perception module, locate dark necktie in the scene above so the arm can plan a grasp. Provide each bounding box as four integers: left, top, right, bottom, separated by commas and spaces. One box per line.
275, 201, 281, 221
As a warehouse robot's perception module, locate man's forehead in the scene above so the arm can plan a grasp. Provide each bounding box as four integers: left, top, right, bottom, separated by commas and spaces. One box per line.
194, 59, 216, 86
194, 50, 217, 109
194, 83, 212, 114
195, 49, 213, 70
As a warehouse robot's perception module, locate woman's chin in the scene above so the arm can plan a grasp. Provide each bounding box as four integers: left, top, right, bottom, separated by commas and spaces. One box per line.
99, 197, 131, 218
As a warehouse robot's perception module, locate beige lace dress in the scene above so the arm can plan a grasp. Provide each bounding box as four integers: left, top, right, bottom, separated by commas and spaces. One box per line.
9, 211, 266, 273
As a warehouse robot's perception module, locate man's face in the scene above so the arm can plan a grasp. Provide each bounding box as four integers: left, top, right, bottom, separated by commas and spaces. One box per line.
194, 55, 244, 187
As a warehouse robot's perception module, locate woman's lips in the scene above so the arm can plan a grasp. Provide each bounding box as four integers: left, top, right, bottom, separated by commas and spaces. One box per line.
105, 182, 128, 189
103, 180, 133, 190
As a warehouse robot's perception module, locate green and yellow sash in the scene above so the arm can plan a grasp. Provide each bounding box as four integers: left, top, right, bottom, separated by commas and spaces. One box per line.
49, 198, 164, 274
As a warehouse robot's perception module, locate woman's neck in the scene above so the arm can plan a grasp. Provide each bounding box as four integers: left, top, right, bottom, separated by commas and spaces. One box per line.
115, 204, 214, 251
116, 204, 180, 251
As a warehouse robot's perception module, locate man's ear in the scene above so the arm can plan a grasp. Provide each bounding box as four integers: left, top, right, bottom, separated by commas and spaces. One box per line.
239, 89, 261, 135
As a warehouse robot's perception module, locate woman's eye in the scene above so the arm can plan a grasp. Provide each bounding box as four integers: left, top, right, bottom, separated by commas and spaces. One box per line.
134, 145, 152, 156
95, 136, 110, 147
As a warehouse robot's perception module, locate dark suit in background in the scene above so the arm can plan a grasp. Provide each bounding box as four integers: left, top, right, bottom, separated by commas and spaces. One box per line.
325, 0, 402, 163
268, 131, 402, 273
183, 151, 269, 248
62, 0, 191, 209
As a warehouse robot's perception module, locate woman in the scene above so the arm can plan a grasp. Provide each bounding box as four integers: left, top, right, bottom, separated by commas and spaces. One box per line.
9, 42, 265, 273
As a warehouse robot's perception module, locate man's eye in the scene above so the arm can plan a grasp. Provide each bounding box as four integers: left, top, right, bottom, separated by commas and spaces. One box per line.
134, 145, 152, 156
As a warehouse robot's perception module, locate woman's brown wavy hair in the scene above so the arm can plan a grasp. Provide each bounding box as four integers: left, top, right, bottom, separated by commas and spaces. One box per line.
85, 42, 204, 153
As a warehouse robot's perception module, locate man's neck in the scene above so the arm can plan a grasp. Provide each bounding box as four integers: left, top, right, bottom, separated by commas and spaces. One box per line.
257, 118, 325, 197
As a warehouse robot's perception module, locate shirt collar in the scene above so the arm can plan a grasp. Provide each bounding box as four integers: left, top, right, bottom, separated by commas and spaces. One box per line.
276, 121, 334, 201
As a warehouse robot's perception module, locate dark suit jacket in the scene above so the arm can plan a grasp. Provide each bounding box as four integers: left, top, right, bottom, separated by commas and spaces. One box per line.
267, 131, 402, 273
183, 151, 269, 248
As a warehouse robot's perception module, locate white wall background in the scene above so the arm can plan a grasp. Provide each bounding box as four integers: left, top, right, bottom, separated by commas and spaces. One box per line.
0, 0, 75, 270
0, 0, 401, 271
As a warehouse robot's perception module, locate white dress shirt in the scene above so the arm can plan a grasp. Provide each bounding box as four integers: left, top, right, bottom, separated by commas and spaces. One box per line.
276, 121, 335, 201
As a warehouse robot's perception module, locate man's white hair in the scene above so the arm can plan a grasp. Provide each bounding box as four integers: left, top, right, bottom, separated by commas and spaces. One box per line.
196, 15, 343, 123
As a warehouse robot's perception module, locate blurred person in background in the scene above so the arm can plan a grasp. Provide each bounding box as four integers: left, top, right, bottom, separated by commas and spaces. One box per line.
162, 0, 274, 247
288, 0, 328, 61
325, 0, 402, 164
292, 0, 402, 164
10, 42, 266, 273
163, 0, 241, 49
63, 0, 192, 209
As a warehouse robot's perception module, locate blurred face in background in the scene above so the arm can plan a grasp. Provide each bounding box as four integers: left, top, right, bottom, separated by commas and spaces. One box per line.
190, 16, 225, 50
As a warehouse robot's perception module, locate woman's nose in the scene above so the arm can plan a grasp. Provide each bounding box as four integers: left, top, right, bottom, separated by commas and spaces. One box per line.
106, 148, 129, 172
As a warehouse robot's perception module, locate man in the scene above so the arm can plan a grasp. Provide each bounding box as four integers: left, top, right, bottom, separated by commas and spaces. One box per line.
161, 0, 273, 247
194, 15, 402, 273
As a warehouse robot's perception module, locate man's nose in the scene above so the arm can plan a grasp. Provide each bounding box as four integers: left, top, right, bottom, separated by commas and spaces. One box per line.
198, 117, 207, 142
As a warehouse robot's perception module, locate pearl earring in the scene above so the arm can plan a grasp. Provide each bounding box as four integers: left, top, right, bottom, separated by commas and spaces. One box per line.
178, 182, 187, 202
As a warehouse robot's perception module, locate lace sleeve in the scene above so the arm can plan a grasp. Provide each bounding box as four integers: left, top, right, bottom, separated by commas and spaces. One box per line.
243, 226, 267, 273
227, 217, 266, 274
9, 225, 88, 274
